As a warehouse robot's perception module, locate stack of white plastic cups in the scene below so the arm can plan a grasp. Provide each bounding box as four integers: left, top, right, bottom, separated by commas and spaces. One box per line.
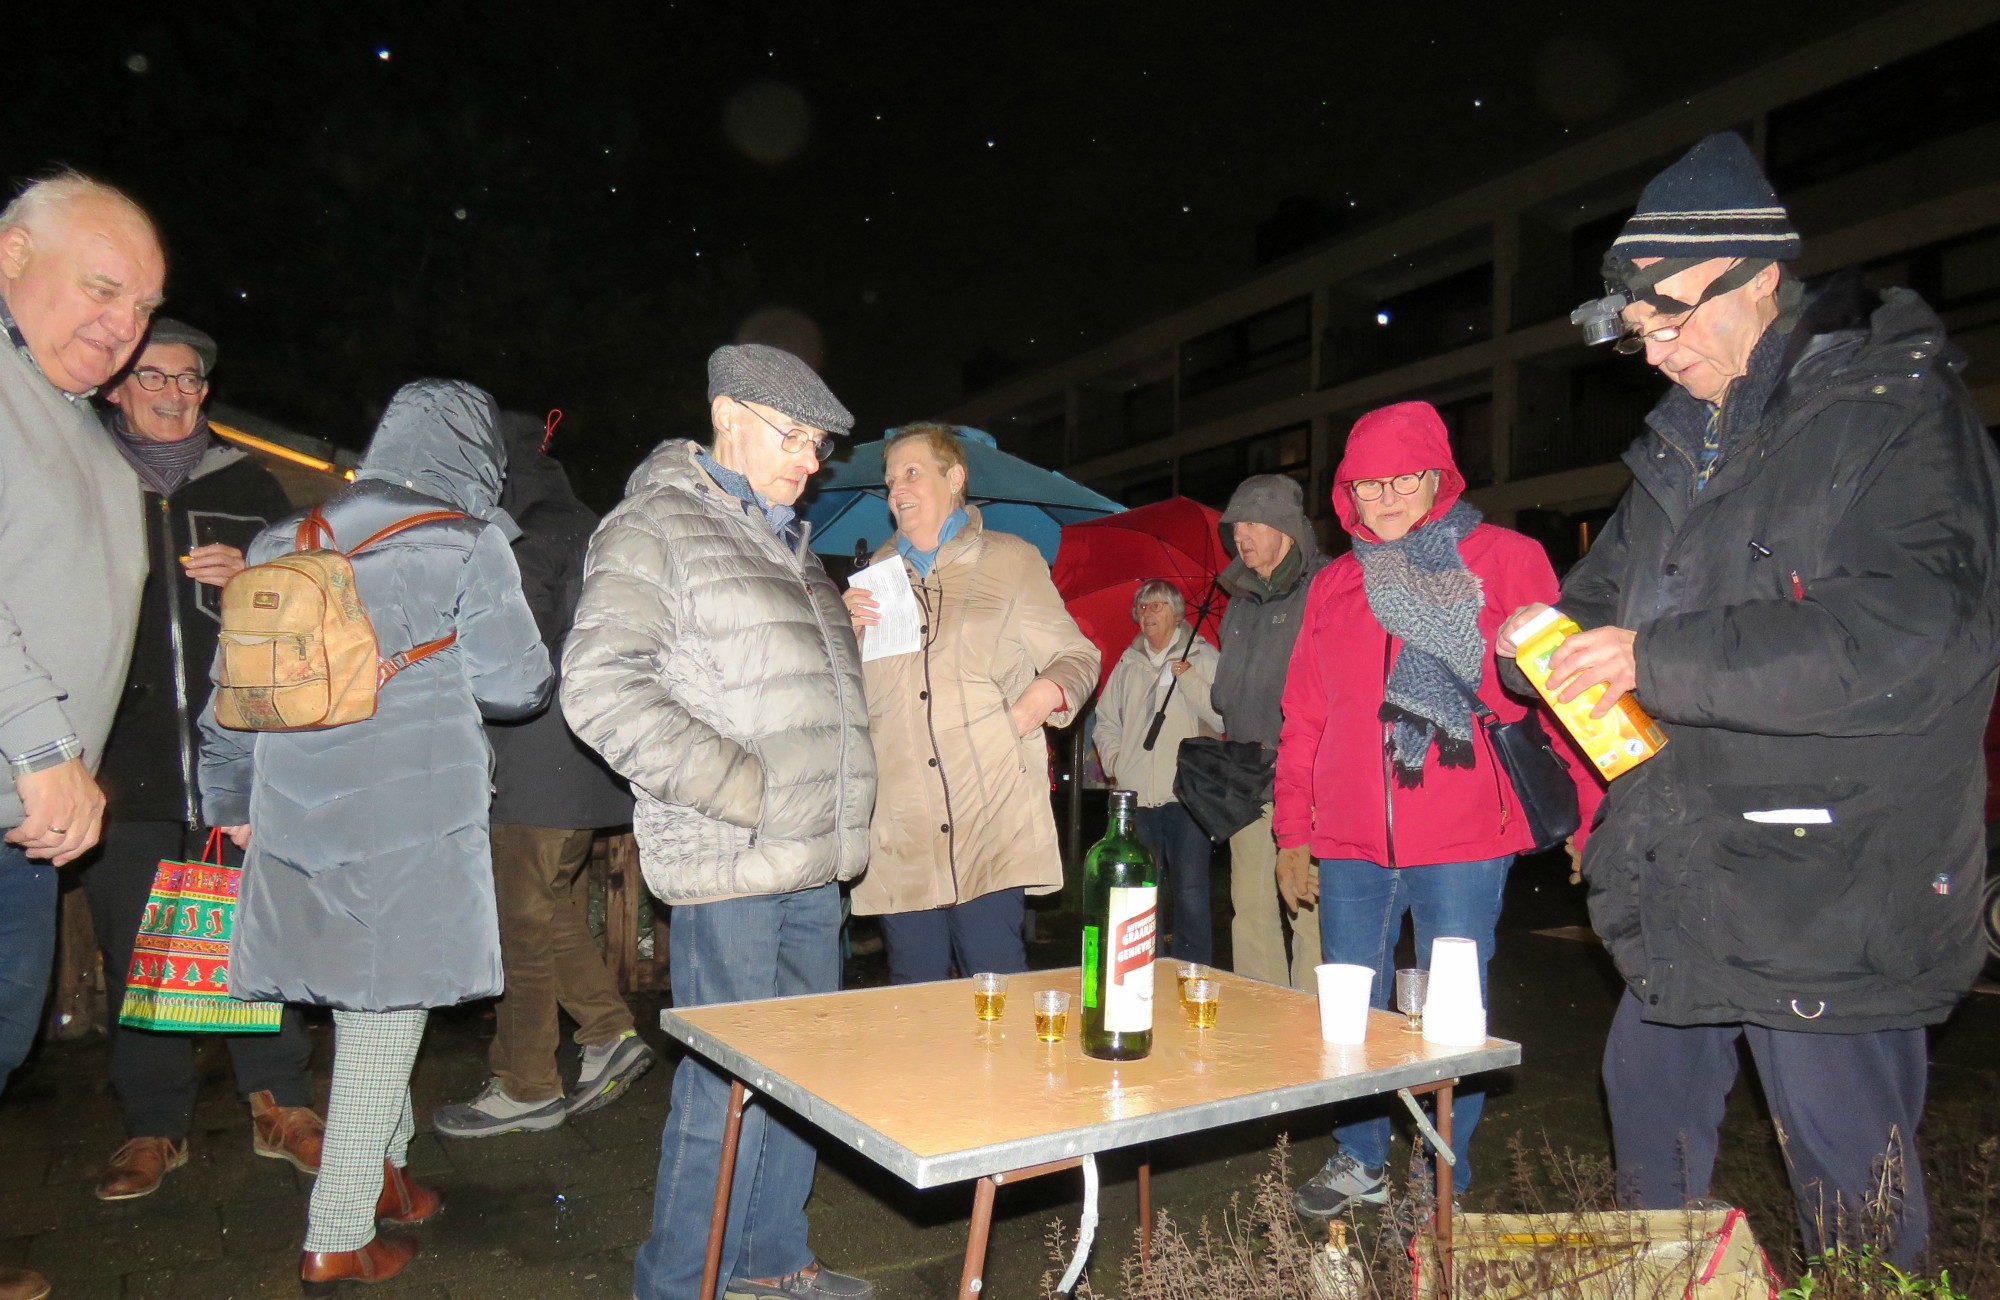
1421, 937, 1488, 1046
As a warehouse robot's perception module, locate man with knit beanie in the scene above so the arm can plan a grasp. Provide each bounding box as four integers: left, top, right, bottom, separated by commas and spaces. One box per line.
84, 317, 324, 1203
1501, 131, 2000, 1267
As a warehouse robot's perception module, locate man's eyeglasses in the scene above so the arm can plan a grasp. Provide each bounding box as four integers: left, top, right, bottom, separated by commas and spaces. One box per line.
1613, 293, 1716, 355
733, 398, 833, 461
132, 367, 208, 395
1350, 471, 1433, 502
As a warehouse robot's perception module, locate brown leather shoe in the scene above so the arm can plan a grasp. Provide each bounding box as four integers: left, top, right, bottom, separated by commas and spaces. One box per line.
95, 1136, 189, 1201
0, 1265, 51, 1300
299, 1232, 418, 1295
374, 1160, 442, 1226
250, 1089, 325, 1174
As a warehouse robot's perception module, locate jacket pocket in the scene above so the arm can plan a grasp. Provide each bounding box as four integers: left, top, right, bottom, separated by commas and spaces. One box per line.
1700, 781, 1879, 994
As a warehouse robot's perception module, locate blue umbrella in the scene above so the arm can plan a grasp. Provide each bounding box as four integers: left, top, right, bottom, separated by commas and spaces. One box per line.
803, 426, 1123, 563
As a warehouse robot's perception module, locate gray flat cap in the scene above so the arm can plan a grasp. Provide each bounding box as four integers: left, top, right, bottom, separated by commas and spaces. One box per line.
145, 318, 217, 374
707, 343, 853, 435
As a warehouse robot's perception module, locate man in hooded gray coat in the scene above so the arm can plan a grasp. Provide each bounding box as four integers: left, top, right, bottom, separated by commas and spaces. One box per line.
1211, 474, 1326, 988
200, 380, 551, 1291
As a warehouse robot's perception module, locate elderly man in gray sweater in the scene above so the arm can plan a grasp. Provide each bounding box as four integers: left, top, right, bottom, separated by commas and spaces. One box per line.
0, 171, 161, 1300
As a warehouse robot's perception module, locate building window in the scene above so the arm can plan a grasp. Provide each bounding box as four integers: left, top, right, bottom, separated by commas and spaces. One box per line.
1089, 463, 1175, 509
1513, 354, 1663, 481
1321, 264, 1493, 387
1434, 396, 1495, 489
1767, 22, 2000, 191
1176, 425, 1310, 511
1179, 297, 1312, 399
998, 408, 1066, 469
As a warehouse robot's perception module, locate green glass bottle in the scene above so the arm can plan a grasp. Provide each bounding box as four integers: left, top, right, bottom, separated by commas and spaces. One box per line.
1081, 789, 1158, 1061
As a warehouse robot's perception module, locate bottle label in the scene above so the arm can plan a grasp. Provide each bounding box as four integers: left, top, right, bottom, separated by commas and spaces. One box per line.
1104, 885, 1157, 1032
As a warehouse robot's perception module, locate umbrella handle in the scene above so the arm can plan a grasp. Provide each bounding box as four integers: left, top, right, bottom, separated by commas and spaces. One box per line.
1142, 593, 1212, 751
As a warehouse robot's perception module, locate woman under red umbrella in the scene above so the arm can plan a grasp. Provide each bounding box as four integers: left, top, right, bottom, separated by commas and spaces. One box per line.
1274, 400, 1592, 1218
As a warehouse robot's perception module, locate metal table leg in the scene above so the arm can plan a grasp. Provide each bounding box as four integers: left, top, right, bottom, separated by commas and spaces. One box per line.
1434, 1079, 1456, 1300
701, 1080, 750, 1300
958, 1175, 1001, 1298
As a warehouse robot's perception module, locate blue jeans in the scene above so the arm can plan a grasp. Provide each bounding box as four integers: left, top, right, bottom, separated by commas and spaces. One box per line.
634, 882, 842, 1300
878, 886, 1027, 985
0, 843, 58, 1095
1317, 855, 1511, 1193
1135, 803, 1214, 963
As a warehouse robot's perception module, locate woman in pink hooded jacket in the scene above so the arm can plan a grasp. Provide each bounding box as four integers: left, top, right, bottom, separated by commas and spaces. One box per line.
1275, 400, 1594, 1218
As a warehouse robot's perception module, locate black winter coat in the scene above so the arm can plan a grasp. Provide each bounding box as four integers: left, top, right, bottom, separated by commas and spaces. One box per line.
1564, 276, 2000, 1033
487, 415, 632, 830
99, 442, 294, 827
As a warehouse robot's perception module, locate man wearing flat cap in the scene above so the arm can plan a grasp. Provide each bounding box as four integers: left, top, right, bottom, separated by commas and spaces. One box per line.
1499, 132, 2000, 1266
563, 343, 878, 1300
78, 317, 324, 1204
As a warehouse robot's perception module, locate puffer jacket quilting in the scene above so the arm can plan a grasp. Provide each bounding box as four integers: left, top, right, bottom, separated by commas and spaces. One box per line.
561, 438, 874, 904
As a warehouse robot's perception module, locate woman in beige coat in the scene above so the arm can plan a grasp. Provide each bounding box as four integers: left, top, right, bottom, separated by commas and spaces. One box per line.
843, 425, 1099, 983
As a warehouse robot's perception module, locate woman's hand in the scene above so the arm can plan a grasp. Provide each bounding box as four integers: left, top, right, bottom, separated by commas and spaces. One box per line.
1170, 660, 1190, 678
842, 586, 880, 636
181, 544, 247, 589
1010, 678, 1066, 737
218, 824, 252, 850
1276, 845, 1317, 912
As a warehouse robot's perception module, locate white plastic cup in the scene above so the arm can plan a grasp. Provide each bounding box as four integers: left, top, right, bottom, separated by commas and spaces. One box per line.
1315, 962, 1375, 1044
1422, 937, 1488, 1045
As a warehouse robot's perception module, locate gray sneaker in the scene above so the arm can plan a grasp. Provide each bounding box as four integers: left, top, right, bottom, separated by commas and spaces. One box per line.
432, 1079, 568, 1138
1293, 1153, 1389, 1219
567, 1030, 656, 1118
724, 1261, 875, 1298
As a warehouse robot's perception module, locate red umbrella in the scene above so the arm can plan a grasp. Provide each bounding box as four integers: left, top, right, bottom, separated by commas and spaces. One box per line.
1053, 496, 1232, 698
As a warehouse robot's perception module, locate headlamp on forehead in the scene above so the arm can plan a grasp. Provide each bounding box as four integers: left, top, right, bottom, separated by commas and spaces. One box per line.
1570, 289, 1635, 347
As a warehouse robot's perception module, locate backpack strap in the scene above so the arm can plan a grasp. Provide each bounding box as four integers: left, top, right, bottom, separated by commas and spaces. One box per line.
294, 507, 336, 551
378, 633, 458, 687
347, 510, 469, 556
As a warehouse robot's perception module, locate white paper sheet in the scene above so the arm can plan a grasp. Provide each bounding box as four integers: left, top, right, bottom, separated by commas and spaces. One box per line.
850, 557, 923, 661
1742, 808, 1833, 825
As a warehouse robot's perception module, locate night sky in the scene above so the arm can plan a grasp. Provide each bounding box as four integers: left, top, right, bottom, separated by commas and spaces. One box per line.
10, 1, 1890, 507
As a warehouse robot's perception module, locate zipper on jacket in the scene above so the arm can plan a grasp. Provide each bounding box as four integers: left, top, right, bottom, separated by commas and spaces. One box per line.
913, 578, 962, 900
792, 528, 856, 876
158, 496, 199, 829
1380, 633, 1397, 870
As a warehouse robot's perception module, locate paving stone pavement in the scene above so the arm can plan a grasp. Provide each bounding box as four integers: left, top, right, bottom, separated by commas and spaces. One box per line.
4, 855, 1995, 1297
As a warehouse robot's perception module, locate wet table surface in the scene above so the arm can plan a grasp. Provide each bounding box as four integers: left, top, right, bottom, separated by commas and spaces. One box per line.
662, 962, 1520, 1188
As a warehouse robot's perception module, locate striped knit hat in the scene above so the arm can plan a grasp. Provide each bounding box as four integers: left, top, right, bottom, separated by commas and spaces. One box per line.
1607, 132, 1800, 266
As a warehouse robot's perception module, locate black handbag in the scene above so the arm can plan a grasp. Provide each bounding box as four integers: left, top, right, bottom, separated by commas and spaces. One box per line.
1172, 737, 1275, 844
1457, 682, 1580, 854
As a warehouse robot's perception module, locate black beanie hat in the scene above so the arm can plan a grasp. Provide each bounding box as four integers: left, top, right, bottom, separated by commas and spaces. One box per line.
1607, 132, 1801, 269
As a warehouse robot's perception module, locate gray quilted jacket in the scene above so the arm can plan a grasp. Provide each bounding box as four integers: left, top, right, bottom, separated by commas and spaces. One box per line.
560, 438, 874, 903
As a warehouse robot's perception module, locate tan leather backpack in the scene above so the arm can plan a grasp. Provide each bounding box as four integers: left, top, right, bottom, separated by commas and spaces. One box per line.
212, 507, 465, 731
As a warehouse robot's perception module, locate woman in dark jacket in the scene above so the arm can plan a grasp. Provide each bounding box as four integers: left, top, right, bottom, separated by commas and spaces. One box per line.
1275, 400, 1591, 1218
199, 380, 551, 1292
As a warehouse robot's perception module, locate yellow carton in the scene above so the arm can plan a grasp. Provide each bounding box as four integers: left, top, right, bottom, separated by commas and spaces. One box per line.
1413, 1208, 1778, 1299
1512, 606, 1667, 780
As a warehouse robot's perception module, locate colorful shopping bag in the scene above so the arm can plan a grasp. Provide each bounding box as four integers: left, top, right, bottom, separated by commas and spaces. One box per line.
118, 829, 283, 1033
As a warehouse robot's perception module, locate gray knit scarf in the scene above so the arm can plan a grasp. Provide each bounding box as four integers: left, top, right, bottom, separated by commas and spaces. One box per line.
1353, 500, 1486, 786
108, 410, 213, 497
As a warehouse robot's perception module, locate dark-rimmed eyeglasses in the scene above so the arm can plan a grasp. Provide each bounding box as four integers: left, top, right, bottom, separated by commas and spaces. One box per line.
132, 367, 208, 395
733, 397, 833, 461
1350, 471, 1434, 502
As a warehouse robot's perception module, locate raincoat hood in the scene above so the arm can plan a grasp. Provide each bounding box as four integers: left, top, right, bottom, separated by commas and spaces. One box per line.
497, 410, 579, 521
356, 379, 519, 539
1332, 400, 1466, 543
1218, 473, 1318, 562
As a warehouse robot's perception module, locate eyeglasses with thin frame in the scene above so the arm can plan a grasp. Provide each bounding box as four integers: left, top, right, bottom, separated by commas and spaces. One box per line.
1613, 258, 1745, 355
1350, 471, 1434, 502
1613, 293, 1717, 355
732, 397, 833, 461
132, 367, 208, 395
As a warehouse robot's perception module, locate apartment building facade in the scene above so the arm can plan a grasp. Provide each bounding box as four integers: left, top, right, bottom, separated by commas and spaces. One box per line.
941, 0, 2000, 571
